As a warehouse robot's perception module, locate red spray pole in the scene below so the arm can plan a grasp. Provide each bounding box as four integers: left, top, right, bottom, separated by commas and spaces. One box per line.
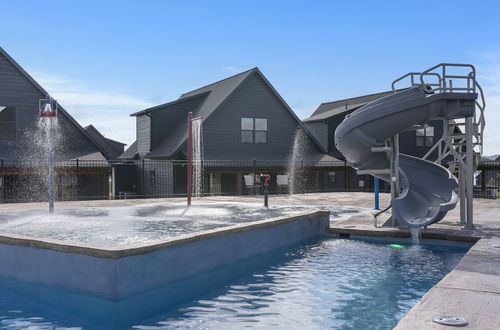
187, 112, 193, 206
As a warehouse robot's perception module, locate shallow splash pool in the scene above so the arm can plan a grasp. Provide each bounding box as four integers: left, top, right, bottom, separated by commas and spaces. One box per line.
0, 202, 363, 247
0, 236, 470, 329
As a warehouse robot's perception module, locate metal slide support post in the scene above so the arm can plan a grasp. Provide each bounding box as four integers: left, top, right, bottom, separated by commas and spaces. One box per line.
48, 118, 55, 214
465, 116, 474, 229
459, 165, 466, 224
374, 177, 380, 210
187, 112, 193, 206
389, 135, 400, 227
111, 166, 116, 200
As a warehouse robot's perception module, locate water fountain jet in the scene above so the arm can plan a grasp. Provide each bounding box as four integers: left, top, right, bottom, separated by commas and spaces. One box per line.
39, 95, 58, 213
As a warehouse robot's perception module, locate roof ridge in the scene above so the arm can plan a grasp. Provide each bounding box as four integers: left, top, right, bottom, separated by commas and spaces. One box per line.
318, 89, 394, 107
180, 67, 257, 98
131, 91, 210, 116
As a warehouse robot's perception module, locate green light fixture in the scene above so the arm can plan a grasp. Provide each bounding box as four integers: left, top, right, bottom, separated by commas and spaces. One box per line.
388, 244, 405, 249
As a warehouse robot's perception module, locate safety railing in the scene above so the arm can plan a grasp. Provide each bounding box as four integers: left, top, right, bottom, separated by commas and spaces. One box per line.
391, 72, 441, 91
392, 64, 486, 154
419, 63, 477, 94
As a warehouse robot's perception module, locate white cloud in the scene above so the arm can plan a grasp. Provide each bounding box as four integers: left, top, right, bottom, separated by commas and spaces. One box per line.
29, 71, 155, 146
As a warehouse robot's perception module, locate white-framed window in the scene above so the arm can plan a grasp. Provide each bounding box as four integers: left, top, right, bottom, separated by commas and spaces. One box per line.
241, 118, 267, 144
0, 106, 16, 140
416, 126, 434, 147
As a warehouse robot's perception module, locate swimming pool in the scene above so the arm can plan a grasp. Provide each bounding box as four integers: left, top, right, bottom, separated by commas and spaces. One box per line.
0, 236, 470, 329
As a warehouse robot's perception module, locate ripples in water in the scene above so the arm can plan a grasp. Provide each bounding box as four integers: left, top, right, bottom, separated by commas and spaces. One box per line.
0, 238, 468, 329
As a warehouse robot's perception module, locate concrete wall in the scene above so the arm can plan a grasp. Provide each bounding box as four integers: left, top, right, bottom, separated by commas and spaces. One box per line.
0, 211, 329, 299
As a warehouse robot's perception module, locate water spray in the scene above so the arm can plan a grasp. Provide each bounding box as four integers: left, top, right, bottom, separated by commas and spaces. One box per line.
187, 112, 202, 206
39, 95, 58, 214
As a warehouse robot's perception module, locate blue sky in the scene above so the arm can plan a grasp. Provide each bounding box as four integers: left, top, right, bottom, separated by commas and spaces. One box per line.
2, 0, 500, 154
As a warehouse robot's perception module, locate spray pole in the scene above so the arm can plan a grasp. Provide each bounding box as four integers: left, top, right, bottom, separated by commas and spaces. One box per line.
187, 112, 193, 206
48, 117, 54, 213
260, 174, 271, 208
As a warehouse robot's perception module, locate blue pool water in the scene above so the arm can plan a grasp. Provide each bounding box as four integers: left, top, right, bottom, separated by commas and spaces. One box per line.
0, 237, 470, 329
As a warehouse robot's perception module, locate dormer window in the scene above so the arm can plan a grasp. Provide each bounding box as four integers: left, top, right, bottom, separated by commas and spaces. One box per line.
241, 118, 267, 144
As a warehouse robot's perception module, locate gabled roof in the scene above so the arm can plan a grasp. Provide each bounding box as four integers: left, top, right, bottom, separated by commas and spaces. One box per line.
84, 125, 126, 160
119, 141, 138, 160
0, 47, 109, 158
305, 90, 401, 122
482, 154, 500, 162
128, 67, 326, 159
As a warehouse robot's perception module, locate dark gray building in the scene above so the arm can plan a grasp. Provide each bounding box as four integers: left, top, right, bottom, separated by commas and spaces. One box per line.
0, 47, 113, 201
120, 67, 341, 196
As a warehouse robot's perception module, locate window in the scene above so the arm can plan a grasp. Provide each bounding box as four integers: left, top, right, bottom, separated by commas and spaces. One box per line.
416, 126, 434, 147
0, 106, 16, 140
241, 118, 267, 144
328, 172, 336, 184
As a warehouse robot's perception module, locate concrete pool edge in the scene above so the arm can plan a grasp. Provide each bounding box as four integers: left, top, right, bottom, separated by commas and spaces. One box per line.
0, 211, 330, 298
0, 210, 329, 258
327, 227, 482, 243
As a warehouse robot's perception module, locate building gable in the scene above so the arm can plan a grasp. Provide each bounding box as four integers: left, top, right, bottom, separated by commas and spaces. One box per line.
0, 48, 107, 161
202, 71, 324, 161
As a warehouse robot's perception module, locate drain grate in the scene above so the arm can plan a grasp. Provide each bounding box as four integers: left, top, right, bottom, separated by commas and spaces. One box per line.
432, 315, 468, 327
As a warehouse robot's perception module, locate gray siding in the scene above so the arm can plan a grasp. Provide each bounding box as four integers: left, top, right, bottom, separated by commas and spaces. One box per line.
136, 115, 151, 157
0, 52, 101, 161
203, 73, 318, 161
398, 120, 442, 160
150, 96, 206, 152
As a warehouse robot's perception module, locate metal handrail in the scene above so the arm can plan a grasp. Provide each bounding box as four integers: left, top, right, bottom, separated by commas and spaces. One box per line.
420, 63, 476, 93
391, 72, 441, 91
470, 73, 486, 154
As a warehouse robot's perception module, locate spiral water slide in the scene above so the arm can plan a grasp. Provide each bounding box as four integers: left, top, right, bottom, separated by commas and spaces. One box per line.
335, 86, 477, 227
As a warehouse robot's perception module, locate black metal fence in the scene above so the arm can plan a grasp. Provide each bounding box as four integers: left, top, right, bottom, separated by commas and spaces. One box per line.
1, 159, 498, 202
475, 161, 500, 199
113, 159, 392, 199
0, 159, 111, 203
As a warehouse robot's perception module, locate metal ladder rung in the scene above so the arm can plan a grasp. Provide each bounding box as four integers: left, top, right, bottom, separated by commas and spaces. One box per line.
371, 147, 392, 152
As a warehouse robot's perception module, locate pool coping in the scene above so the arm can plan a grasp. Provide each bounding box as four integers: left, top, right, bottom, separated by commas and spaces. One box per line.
327, 227, 482, 243
0, 210, 330, 259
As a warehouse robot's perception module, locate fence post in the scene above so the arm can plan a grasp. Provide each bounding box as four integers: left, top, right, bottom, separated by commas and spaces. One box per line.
142, 158, 145, 199
344, 160, 348, 192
